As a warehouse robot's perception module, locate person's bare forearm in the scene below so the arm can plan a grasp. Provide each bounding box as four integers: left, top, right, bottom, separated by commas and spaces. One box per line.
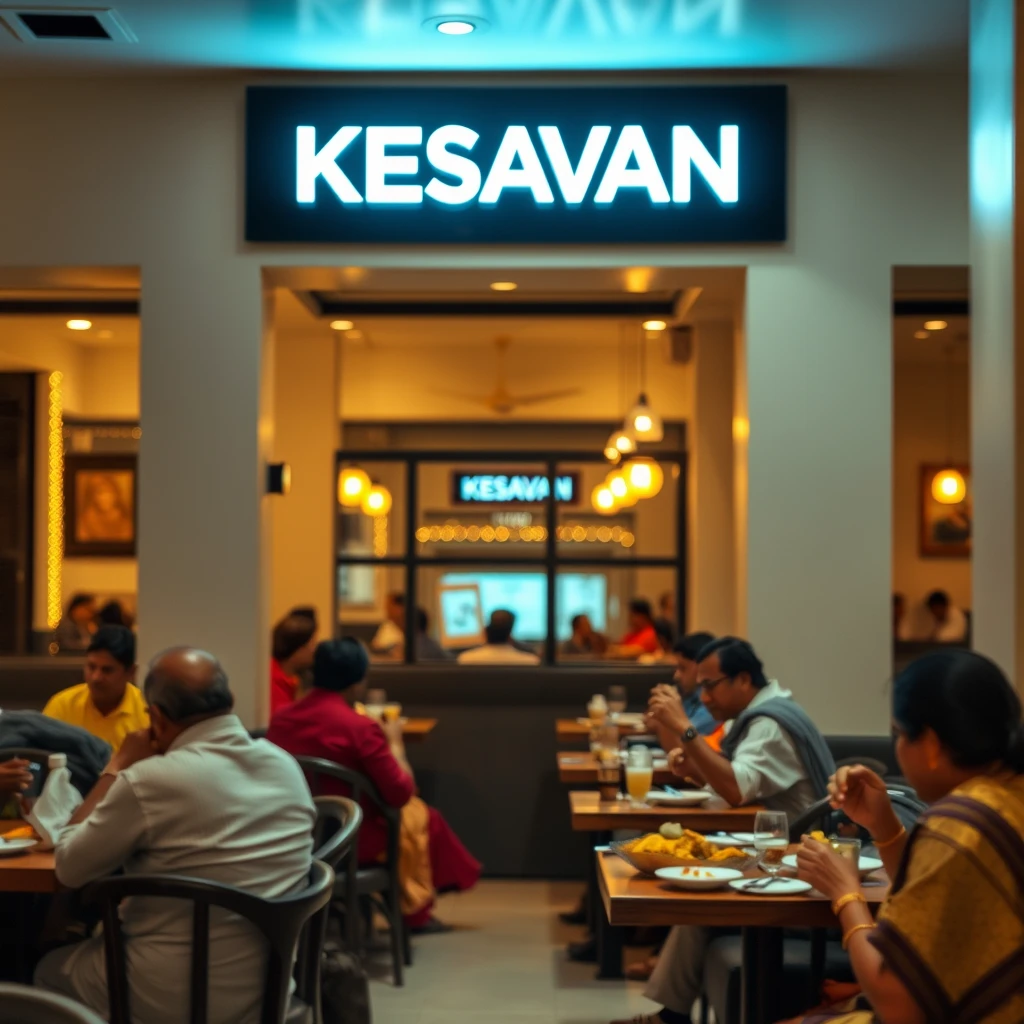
390, 741, 415, 784
681, 738, 742, 804
67, 773, 116, 826
869, 808, 908, 878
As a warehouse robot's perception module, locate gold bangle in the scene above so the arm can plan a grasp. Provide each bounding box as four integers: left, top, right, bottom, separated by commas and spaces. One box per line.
842, 923, 875, 951
832, 892, 867, 916
874, 826, 907, 850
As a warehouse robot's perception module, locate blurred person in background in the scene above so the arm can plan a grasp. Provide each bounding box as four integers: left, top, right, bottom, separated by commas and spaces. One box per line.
918, 589, 968, 643
371, 591, 407, 659
413, 608, 453, 662
53, 594, 97, 651
270, 613, 317, 716
96, 599, 132, 630
561, 613, 608, 657
639, 618, 676, 665
609, 599, 660, 658
43, 626, 147, 752
457, 610, 540, 665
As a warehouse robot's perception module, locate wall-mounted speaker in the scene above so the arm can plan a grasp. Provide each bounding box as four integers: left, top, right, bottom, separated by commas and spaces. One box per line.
666, 325, 694, 364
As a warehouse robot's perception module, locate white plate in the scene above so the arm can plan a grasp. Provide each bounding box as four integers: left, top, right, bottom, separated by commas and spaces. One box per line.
0, 837, 38, 856
730, 877, 812, 896
781, 853, 883, 879
646, 790, 711, 806
656, 866, 744, 891
707, 832, 758, 846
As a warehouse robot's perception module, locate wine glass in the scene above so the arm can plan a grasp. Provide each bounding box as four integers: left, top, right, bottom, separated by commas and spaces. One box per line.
607, 685, 627, 716
625, 746, 653, 807
753, 810, 789, 877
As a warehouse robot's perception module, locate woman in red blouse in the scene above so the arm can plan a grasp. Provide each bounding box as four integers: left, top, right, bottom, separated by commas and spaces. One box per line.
269, 612, 317, 716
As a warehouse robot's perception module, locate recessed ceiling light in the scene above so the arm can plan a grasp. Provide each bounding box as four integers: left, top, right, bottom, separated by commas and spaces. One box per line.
490, 281, 517, 292
642, 320, 667, 332
330, 320, 355, 331
437, 19, 475, 34
914, 330, 929, 340
66, 319, 92, 331
924, 320, 948, 331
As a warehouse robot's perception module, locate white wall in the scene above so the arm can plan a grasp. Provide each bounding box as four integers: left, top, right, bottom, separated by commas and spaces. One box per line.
0, 72, 968, 729
893, 359, 971, 613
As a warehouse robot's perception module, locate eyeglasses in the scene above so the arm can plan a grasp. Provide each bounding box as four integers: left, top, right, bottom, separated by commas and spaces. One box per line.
699, 675, 731, 694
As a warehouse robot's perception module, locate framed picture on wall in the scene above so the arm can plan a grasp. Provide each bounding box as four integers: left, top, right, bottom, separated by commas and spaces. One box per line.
64, 454, 137, 557
920, 465, 971, 558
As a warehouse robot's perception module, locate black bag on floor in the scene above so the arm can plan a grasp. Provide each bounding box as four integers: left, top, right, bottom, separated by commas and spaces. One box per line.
321, 921, 372, 1024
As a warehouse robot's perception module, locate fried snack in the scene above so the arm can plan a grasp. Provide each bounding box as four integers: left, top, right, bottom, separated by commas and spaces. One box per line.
1, 826, 35, 841
659, 822, 684, 840
709, 846, 747, 861
806, 830, 830, 845
630, 829, 749, 862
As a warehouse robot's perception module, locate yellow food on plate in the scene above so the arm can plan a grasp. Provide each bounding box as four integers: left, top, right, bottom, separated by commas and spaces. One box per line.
1, 826, 35, 840
630, 829, 749, 862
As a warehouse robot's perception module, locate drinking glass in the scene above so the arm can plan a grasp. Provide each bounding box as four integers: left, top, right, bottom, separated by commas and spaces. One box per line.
607, 685, 628, 716
830, 837, 861, 869
753, 810, 789, 876
625, 746, 654, 807
366, 689, 386, 720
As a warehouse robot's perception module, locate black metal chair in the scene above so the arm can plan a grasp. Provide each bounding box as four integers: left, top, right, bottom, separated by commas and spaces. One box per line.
835, 755, 890, 777
0, 983, 107, 1024
296, 755, 409, 986
83, 860, 334, 1024
312, 796, 362, 869
788, 796, 837, 840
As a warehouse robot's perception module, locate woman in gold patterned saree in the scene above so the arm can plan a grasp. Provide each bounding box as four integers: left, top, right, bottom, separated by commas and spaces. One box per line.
786, 649, 1024, 1024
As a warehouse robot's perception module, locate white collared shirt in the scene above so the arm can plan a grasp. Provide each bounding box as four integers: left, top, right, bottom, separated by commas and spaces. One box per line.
718, 680, 818, 821
456, 643, 540, 665
54, 714, 316, 1024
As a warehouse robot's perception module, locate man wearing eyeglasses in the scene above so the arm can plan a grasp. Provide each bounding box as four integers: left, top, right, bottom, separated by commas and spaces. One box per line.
612, 637, 833, 1024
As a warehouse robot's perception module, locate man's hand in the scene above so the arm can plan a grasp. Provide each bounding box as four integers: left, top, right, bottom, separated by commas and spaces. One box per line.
647, 686, 690, 736
109, 730, 158, 773
381, 715, 404, 747
795, 836, 862, 902
0, 758, 33, 794
667, 747, 688, 777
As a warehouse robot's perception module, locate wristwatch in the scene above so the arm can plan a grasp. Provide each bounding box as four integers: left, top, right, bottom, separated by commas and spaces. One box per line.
682, 726, 699, 743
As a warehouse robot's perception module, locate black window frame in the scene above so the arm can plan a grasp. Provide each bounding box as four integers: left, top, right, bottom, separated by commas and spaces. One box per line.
333, 449, 687, 665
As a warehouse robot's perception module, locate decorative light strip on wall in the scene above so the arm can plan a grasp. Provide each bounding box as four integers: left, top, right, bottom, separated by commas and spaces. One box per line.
414, 524, 635, 549
46, 371, 64, 630
373, 514, 389, 557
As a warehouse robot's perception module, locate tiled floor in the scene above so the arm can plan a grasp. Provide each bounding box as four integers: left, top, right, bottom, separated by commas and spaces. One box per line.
368, 880, 656, 1024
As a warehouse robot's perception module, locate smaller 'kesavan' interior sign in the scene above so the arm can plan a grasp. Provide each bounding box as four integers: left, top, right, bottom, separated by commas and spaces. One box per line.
451, 472, 579, 505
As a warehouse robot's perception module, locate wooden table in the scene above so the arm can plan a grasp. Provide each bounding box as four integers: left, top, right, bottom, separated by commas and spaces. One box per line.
556, 717, 650, 742
597, 849, 888, 1024
557, 752, 676, 786
401, 718, 437, 743
570, 791, 763, 833
0, 821, 57, 893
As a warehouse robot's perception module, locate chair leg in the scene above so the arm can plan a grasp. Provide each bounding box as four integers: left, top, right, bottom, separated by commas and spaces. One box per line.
389, 897, 405, 987
402, 917, 412, 967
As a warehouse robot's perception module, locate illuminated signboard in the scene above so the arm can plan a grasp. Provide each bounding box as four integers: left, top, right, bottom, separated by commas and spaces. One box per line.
245, 85, 786, 243
451, 472, 579, 505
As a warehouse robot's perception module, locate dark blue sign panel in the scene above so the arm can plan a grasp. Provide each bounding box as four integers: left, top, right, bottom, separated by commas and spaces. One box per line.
245, 85, 786, 244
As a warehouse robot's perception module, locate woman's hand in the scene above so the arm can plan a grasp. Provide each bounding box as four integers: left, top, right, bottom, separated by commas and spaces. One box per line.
828, 765, 894, 835
796, 837, 862, 902
0, 758, 33, 794
647, 687, 690, 736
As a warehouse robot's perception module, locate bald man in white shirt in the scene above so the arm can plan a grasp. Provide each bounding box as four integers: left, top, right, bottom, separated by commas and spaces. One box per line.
36, 648, 317, 1024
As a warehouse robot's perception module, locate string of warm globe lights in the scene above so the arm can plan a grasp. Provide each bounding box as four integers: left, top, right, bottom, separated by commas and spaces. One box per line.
594, 319, 667, 515
337, 467, 393, 557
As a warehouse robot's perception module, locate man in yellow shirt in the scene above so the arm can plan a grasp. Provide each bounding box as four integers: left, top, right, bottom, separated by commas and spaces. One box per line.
43, 625, 148, 751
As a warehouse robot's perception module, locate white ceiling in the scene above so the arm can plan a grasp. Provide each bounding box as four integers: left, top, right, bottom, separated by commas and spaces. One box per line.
0, 0, 967, 75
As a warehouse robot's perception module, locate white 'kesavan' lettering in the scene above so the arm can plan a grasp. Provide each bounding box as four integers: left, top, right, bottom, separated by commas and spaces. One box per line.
365, 126, 423, 204
672, 125, 739, 203
296, 125, 363, 203
425, 125, 482, 205
479, 126, 555, 204
538, 125, 611, 204
594, 125, 670, 204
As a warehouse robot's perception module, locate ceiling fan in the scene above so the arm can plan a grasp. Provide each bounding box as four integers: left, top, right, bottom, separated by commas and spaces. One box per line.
433, 335, 583, 415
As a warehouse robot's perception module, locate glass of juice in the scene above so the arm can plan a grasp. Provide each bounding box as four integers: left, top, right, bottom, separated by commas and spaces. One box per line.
753, 810, 789, 876
830, 837, 861, 869
625, 746, 653, 807
607, 685, 627, 716
365, 689, 386, 721
383, 702, 402, 723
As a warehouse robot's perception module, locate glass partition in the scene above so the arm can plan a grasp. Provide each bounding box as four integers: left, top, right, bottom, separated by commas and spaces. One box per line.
335, 449, 685, 664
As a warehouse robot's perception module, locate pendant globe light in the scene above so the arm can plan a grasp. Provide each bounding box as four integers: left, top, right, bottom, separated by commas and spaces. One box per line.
338, 466, 371, 507
591, 482, 618, 515
605, 427, 635, 459
361, 483, 393, 517
931, 339, 967, 505
624, 324, 664, 442
606, 469, 638, 507
623, 456, 664, 499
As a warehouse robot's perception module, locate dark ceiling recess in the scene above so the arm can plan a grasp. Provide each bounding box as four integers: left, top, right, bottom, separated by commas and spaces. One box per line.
17, 12, 110, 38
0, 300, 138, 315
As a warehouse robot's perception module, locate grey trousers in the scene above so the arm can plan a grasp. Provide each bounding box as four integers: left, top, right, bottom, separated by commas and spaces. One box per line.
35, 937, 110, 1020
643, 924, 709, 1016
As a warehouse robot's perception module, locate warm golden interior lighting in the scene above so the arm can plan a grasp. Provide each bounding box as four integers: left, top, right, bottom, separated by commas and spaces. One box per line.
489, 281, 518, 292
47, 371, 64, 631
624, 457, 664, 499
642, 320, 667, 332
361, 484, 393, 517
372, 514, 389, 556
931, 468, 966, 505
338, 466, 371, 507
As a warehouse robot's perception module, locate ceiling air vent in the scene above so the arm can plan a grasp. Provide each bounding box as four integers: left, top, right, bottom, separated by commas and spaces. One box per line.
0, 7, 136, 42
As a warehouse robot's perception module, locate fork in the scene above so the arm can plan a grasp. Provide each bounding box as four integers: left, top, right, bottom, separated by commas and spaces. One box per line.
741, 875, 777, 892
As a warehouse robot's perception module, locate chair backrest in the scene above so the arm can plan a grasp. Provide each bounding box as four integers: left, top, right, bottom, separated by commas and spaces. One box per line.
295, 755, 400, 866
0, 983, 107, 1024
312, 795, 362, 869
788, 796, 835, 840
83, 860, 334, 1024
835, 756, 890, 777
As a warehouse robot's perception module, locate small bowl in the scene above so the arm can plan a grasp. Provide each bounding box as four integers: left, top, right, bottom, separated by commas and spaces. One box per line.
655, 866, 745, 891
